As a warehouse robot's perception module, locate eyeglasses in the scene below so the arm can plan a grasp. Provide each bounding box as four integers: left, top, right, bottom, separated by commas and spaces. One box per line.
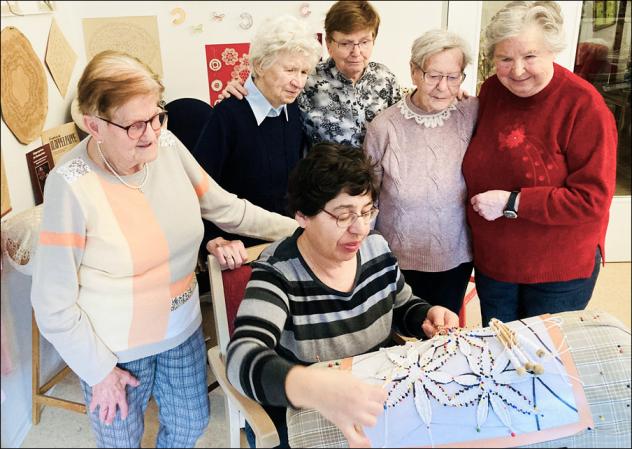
330, 38, 374, 53
419, 69, 466, 87
97, 111, 168, 139
321, 207, 379, 228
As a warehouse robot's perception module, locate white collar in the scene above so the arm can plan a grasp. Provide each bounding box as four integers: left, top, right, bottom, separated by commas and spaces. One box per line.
245, 76, 289, 126
397, 93, 457, 128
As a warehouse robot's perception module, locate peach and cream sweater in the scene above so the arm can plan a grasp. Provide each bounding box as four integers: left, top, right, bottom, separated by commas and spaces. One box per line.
31, 130, 297, 386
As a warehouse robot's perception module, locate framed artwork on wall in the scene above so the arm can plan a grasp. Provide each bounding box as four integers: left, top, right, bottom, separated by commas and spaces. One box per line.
593, 0, 618, 31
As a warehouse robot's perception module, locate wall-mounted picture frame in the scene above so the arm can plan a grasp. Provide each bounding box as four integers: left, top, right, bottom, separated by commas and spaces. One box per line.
593, 0, 618, 31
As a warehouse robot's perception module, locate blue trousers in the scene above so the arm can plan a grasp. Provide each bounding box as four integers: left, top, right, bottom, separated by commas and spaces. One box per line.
80, 326, 209, 448
475, 250, 602, 325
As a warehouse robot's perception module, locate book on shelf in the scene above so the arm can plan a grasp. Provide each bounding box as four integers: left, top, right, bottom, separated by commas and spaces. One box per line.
25, 143, 54, 205
41, 122, 80, 164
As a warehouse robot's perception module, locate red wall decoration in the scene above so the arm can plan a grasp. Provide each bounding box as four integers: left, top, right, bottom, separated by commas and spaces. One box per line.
205, 43, 251, 106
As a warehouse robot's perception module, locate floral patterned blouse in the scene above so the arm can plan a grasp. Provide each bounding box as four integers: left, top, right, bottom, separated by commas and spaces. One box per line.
297, 58, 402, 147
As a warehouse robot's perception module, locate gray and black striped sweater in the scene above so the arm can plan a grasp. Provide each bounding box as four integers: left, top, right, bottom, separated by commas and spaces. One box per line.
226, 229, 432, 407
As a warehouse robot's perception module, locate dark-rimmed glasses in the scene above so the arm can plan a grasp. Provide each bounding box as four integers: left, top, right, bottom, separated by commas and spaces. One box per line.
321, 207, 379, 228
330, 38, 374, 53
97, 111, 168, 139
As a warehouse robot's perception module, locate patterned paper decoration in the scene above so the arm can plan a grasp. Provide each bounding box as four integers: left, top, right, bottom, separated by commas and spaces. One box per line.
205, 43, 250, 106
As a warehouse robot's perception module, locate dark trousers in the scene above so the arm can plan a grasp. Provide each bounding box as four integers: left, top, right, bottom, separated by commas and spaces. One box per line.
475, 250, 602, 325
402, 262, 474, 314
245, 405, 289, 448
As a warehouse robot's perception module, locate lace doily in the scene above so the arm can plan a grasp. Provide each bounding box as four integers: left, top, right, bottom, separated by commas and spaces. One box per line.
397, 98, 457, 128
1, 205, 43, 275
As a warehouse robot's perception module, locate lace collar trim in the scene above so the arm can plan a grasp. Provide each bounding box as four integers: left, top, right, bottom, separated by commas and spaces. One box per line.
397, 95, 457, 128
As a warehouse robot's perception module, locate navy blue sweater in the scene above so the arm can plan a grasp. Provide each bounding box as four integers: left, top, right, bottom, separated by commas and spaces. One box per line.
193, 97, 306, 247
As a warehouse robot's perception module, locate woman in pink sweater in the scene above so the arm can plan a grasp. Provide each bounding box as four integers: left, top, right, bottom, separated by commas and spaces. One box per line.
462, 1, 617, 324
364, 30, 477, 315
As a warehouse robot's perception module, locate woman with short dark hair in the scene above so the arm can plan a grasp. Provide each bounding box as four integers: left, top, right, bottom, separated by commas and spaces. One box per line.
227, 142, 459, 448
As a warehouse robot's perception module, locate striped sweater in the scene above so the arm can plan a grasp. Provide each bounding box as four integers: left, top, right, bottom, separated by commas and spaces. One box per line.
226, 229, 432, 407
31, 130, 297, 386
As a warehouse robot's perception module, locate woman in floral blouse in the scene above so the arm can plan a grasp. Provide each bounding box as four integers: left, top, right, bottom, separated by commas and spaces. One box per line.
223, 0, 402, 147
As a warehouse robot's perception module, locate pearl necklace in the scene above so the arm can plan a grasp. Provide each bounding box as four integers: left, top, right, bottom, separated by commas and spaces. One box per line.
95, 140, 149, 193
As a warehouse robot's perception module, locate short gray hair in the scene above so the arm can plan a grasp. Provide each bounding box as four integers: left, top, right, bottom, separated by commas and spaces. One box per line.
410, 29, 472, 71
249, 15, 322, 76
484, 1, 566, 59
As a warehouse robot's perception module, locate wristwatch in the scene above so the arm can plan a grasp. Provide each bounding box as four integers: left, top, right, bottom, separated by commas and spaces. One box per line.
503, 191, 519, 219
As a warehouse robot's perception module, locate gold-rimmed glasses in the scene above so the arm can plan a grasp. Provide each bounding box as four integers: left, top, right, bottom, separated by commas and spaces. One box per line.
419, 69, 466, 87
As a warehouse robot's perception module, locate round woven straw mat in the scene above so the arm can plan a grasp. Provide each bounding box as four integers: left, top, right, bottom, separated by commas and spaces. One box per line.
1, 26, 48, 144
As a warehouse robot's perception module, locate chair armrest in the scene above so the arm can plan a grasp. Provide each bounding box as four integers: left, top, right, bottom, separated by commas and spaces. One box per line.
208, 346, 280, 448
246, 243, 270, 262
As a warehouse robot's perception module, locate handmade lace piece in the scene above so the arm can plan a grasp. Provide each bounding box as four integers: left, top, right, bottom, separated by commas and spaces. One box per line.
1, 205, 43, 275
360, 318, 581, 446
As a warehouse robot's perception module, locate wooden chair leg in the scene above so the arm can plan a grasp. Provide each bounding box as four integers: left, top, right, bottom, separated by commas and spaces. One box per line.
31, 310, 86, 424
227, 403, 241, 448
31, 311, 41, 425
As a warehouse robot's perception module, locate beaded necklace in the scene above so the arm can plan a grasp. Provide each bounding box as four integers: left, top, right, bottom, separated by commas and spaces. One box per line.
96, 140, 149, 193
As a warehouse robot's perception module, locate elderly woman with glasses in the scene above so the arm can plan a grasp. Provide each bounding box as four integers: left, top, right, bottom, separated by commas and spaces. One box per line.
31, 50, 297, 448
222, 0, 402, 147
364, 29, 477, 316
227, 142, 458, 448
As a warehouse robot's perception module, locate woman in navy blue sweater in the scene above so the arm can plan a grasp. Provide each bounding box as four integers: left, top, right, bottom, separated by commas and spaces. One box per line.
194, 15, 321, 260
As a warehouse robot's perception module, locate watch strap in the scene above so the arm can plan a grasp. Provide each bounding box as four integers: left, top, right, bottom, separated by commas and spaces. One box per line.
505, 191, 519, 213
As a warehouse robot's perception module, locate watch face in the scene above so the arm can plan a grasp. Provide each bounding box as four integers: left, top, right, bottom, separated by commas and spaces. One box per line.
503, 210, 518, 219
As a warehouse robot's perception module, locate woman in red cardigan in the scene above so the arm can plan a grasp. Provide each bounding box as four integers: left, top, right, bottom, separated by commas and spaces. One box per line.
462, 1, 617, 324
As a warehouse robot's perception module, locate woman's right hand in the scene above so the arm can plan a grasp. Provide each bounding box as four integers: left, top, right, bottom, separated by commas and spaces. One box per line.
89, 367, 140, 424
286, 366, 387, 448
217, 78, 249, 101
206, 237, 248, 270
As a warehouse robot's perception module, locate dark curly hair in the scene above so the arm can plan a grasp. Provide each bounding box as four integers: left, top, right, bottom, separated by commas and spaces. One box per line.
287, 142, 380, 217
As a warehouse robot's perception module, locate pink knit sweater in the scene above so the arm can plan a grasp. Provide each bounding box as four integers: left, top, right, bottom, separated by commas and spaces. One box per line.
364, 94, 478, 272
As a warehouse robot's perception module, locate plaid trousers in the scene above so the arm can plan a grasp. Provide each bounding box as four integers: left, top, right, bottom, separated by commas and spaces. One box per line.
80, 326, 210, 448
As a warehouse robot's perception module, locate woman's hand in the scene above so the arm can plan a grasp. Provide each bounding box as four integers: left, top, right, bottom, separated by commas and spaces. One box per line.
457, 88, 470, 100
422, 306, 460, 338
471, 190, 517, 221
89, 367, 140, 425
217, 79, 249, 102
286, 366, 387, 448
206, 237, 248, 270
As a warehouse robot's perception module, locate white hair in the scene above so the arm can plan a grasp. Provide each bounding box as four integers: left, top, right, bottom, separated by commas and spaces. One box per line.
249, 15, 322, 76
410, 29, 472, 70
484, 1, 566, 58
